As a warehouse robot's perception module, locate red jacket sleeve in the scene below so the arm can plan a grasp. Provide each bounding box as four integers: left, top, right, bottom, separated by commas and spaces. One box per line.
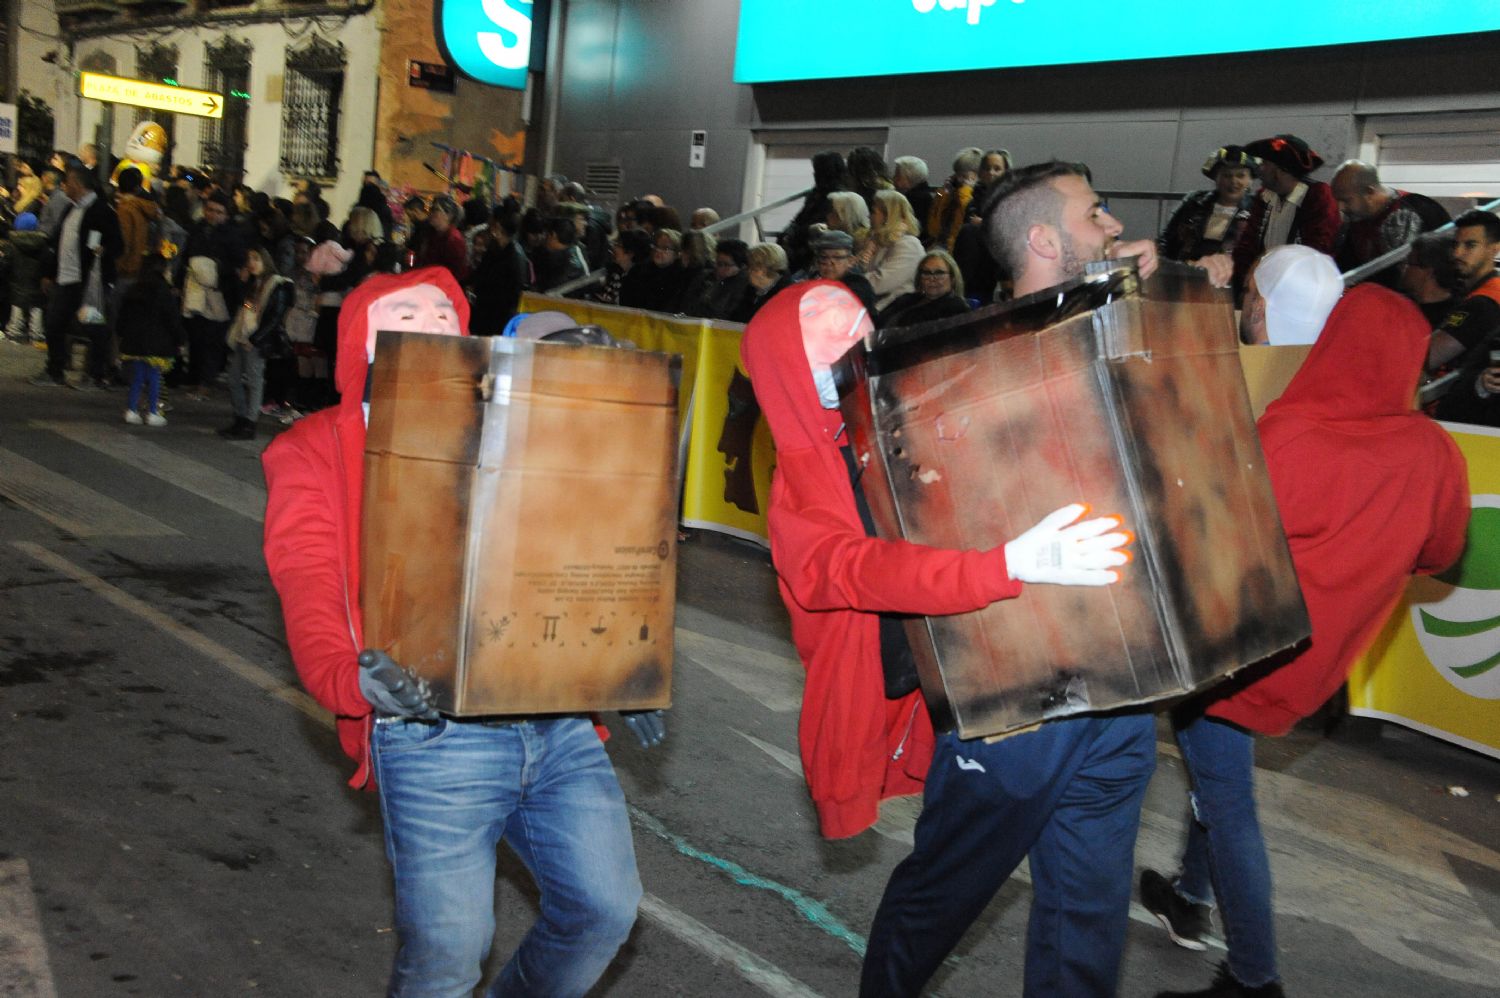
262, 432, 370, 720
768, 456, 1023, 616
1297, 184, 1342, 255
1416, 435, 1471, 576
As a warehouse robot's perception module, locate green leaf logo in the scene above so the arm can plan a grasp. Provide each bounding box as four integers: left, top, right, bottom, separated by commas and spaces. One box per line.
1412, 497, 1500, 698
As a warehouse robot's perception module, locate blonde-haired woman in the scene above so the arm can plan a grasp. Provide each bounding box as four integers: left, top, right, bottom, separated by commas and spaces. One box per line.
857, 189, 926, 309
877, 248, 973, 329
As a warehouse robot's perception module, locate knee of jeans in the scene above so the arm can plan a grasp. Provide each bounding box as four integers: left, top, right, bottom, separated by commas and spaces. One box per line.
573, 874, 641, 948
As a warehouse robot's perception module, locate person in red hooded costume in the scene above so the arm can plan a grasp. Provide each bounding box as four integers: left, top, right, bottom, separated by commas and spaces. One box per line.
744, 159, 1160, 997
262, 267, 642, 998
1141, 283, 1470, 998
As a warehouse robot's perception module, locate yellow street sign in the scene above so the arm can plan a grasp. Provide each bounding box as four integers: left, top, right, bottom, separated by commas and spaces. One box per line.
78, 72, 224, 119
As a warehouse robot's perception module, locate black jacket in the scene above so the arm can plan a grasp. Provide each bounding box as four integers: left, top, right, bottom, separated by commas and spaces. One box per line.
877, 291, 972, 329
468, 240, 530, 335
47, 194, 123, 288
117, 277, 187, 359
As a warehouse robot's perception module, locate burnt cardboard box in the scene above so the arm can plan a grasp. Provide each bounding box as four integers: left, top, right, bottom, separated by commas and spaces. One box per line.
836, 261, 1309, 739
361, 330, 680, 715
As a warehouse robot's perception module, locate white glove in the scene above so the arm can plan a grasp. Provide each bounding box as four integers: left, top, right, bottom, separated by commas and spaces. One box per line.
1005, 504, 1132, 587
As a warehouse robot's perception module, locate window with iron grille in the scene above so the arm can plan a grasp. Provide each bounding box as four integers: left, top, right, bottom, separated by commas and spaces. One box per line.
201, 37, 252, 180
279, 37, 344, 181
134, 41, 178, 159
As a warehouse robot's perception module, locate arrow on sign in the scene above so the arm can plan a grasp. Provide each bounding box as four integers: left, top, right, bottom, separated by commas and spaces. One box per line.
203, 96, 219, 114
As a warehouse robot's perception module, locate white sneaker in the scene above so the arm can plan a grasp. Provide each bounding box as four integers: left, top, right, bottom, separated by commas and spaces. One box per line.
145, 412, 167, 427
124, 409, 143, 425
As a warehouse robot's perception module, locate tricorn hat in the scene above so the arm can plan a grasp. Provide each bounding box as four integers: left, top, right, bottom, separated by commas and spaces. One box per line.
1202, 145, 1259, 179
1243, 135, 1324, 178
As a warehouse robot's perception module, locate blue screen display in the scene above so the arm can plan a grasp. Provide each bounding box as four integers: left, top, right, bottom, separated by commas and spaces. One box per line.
436, 0, 539, 90
734, 0, 1500, 84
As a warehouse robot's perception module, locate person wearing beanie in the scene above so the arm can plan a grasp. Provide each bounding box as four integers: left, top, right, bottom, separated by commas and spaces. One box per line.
1238, 245, 1344, 345
1160, 146, 1258, 263
1230, 135, 1341, 296
1140, 283, 1469, 998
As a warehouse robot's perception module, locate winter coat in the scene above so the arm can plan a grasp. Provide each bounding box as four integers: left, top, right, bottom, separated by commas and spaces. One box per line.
741, 279, 1024, 838
117, 276, 186, 359
1206, 285, 1470, 736
5, 230, 51, 308
115, 193, 160, 280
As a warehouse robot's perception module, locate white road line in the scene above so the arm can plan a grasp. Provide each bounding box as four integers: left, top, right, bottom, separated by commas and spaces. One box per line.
638, 893, 824, 997
676, 627, 803, 712
0, 858, 59, 998
13, 541, 823, 995
733, 728, 803, 780
12, 541, 323, 724
0, 448, 179, 537
33, 420, 267, 522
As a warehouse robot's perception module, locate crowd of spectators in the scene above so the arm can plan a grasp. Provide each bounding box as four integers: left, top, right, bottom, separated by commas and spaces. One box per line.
5, 131, 1498, 433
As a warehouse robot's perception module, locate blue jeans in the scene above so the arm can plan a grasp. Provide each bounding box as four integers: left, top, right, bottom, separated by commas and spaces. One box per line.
861, 712, 1156, 998
1172, 711, 1278, 987
370, 716, 641, 998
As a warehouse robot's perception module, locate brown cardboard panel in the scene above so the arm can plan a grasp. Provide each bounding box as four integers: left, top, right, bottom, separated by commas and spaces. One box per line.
840, 261, 1309, 738
362, 331, 680, 715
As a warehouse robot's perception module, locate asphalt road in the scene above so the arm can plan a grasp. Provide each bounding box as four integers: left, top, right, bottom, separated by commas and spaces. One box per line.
1, 337, 1498, 998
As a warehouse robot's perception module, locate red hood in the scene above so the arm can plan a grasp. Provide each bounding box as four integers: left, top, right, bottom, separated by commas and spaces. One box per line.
1261, 283, 1426, 428
334, 266, 471, 409
741, 279, 846, 453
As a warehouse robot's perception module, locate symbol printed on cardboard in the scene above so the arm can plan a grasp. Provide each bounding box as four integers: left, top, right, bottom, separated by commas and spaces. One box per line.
591, 617, 608, 635
639, 619, 650, 642
542, 615, 560, 641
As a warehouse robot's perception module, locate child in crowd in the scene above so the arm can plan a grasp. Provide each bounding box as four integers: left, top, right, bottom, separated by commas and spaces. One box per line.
5, 213, 49, 343
118, 252, 186, 426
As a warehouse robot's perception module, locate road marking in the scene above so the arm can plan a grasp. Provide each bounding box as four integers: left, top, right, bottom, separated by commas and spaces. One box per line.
13, 540, 827, 995
631, 806, 867, 957
0, 858, 59, 998
34, 420, 267, 522
733, 728, 803, 779
675, 627, 803, 712
638, 893, 824, 998
12, 541, 323, 724
0, 448, 179, 537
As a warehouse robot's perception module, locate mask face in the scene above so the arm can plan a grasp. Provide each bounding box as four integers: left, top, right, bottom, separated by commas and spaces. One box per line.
812, 365, 840, 409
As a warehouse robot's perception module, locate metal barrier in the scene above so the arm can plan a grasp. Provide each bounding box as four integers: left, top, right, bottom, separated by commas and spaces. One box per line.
1341, 196, 1500, 286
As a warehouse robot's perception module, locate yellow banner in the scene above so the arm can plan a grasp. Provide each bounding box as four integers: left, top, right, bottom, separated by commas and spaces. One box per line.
518, 294, 773, 543
1348, 422, 1500, 759
79, 72, 225, 119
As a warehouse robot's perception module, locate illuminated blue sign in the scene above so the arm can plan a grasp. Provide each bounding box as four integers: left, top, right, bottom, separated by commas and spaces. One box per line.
735, 0, 1500, 84
435, 0, 550, 90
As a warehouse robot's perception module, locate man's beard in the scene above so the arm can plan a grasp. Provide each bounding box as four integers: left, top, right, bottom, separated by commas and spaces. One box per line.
1057, 231, 1100, 281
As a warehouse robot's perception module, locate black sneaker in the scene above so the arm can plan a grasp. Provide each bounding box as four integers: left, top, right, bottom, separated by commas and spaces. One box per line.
1140, 868, 1212, 950
27, 373, 66, 388
1156, 961, 1285, 998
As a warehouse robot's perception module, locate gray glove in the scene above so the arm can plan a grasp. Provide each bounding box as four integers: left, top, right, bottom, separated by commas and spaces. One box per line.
621, 709, 667, 749
357, 650, 440, 720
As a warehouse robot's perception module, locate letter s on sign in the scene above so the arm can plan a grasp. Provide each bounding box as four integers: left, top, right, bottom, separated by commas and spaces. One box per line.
478, 0, 532, 70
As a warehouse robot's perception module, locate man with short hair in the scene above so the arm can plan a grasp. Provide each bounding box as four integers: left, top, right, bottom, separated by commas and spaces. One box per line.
1230, 135, 1341, 294
177, 190, 244, 392
36, 167, 70, 238
1428, 209, 1500, 425
855, 161, 1161, 998
810, 229, 877, 313
29, 164, 122, 388
1399, 231, 1460, 326
1331, 160, 1449, 283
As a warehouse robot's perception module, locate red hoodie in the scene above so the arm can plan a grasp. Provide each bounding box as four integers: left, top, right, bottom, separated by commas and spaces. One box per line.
1207, 284, 1469, 735
741, 280, 1024, 839
262, 268, 471, 788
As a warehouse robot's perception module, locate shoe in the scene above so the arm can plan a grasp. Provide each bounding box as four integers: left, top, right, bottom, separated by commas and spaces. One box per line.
260, 402, 284, 417
72, 378, 108, 392
1140, 869, 1212, 951
145, 412, 167, 427
218, 418, 255, 440
27, 373, 66, 388
124, 409, 143, 425
1156, 962, 1285, 997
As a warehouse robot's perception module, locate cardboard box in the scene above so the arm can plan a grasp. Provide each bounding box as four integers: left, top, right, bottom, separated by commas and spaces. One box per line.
361, 331, 680, 715
837, 262, 1309, 738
